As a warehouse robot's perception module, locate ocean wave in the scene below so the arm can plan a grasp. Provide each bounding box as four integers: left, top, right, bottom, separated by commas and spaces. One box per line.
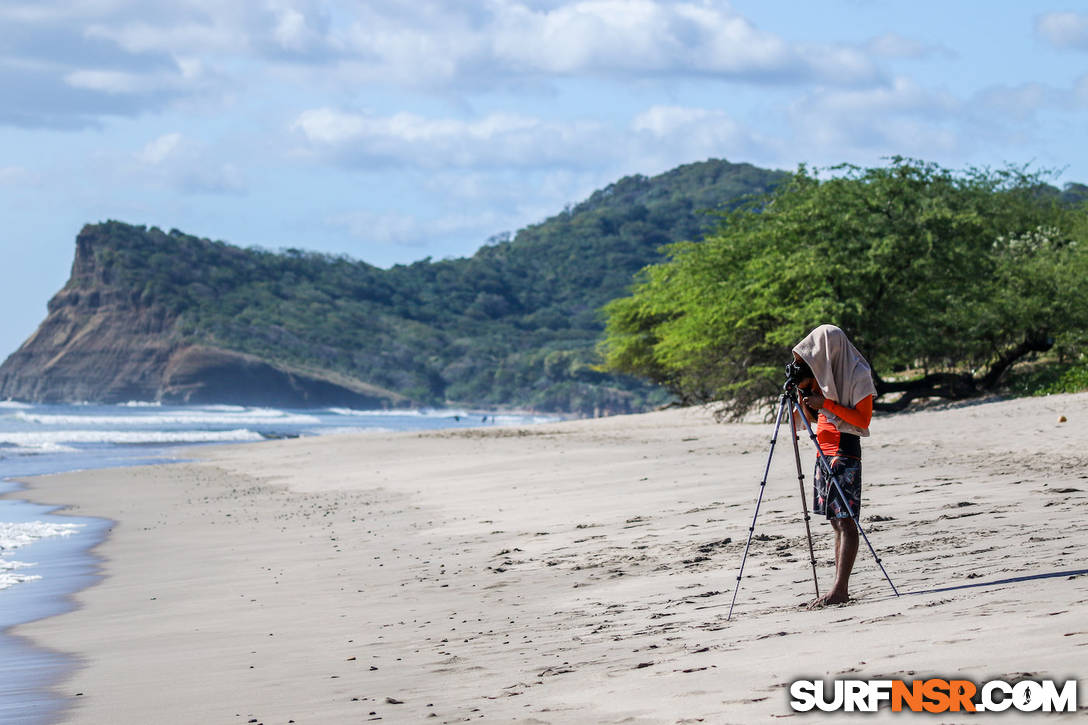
0, 520, 84, 553
117, 400, 162, 407
492, 414, 561, 425
0, 559, 41, 590
309, 426, 396, 436
0, 429, 266, 449
12, 409, 320, 427
1, 441, 79, 455
0, 568, 42, 590
0, 522, 84, 590
324, 407, 561, 425
0, 401, 32, 409
327, 407, 474, 418
328, 407, 425, 417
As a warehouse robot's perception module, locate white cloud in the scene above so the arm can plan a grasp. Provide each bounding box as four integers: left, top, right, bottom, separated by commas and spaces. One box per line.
788, 77, 961, 157
83, 19, 242, 55
138, 132, 183, 163
65, 68, 152, 93
0, 1, 131, 24
292, 108, 365, 145
1036, 11, 1088, 50
272, 8, 310, 51
3, 0, 893, 129
803, 76, 957, 117
632, 105, 727, 137
1, 0, 335, 127
130, 132, 246, 194
82, 0, 336, 57
489, 1, 782, 74
59, 1, 890, 89
340, 0, 882, 87
291, 102, 785, 181
630, 105, 781, 165
292, 108, 614, 168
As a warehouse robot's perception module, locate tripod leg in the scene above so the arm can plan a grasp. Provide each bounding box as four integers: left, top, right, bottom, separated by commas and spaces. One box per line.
727, 394, 790, 620
789, 406, 820, 600
788, 397, 900, 597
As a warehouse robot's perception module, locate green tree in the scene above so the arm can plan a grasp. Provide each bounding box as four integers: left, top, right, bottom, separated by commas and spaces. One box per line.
602, 158, 1088, 416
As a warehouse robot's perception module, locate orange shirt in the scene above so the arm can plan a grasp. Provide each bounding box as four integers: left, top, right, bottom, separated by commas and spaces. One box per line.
816, 395, 874, 457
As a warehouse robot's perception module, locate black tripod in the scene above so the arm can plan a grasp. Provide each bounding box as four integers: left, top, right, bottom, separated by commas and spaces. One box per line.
727, 376, 899, 620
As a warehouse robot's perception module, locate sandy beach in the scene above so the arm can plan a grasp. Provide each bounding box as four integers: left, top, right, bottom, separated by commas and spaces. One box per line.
11, 393, 1088, 723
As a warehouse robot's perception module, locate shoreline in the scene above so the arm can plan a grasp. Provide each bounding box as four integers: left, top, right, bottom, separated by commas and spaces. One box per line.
0, 482, 112, 725
11, 396, 1088, 723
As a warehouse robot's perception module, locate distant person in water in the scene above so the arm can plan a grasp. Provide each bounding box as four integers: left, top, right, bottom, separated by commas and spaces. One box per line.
791, 324, 876, 607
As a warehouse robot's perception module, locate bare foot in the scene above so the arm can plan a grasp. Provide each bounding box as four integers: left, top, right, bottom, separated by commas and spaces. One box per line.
806, 590, 850, 609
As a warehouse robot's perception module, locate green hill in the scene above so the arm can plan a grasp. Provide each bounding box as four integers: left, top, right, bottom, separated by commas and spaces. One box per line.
0, 159, 786, 413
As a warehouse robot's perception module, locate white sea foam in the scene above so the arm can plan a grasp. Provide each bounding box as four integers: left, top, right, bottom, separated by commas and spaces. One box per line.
325, 408, 560, 425
118, 400, 162, 407
0, 563, 42, 590
327, 407, 473, 418
2, 441, 80, 455
0, 521, 85, 591
311, 426, 396, 436
13, 409, 320, 427
0, 400, 32, 409
0, 429, 265, 450
327, 407, 422, 417
0, 521, 84, 552
492, 414, 561, 425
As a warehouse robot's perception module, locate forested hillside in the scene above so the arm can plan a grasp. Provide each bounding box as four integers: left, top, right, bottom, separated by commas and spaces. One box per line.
1, 159, 786, 413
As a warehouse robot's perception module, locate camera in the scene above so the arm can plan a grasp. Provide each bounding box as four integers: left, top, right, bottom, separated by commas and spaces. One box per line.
784, 358, 812, 389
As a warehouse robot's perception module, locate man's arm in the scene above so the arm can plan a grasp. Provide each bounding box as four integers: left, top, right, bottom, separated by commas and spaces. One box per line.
823, 395, 874, 429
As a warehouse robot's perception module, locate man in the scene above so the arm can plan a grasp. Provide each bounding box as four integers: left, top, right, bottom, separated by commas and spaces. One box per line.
791, 324, 876, 607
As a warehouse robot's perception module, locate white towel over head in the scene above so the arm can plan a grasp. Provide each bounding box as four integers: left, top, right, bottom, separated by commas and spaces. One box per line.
792, 324, 876, 436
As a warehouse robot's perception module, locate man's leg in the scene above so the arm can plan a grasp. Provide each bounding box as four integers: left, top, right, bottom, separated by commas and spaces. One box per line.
808, 517, 858, 607
827, 517, 858, 603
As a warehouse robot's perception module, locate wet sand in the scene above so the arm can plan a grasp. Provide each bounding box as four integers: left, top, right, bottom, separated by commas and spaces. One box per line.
13, 394, 1088, 723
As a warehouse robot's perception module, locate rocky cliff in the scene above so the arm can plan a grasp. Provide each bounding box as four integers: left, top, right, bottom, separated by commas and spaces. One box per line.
0, 225, 406, 407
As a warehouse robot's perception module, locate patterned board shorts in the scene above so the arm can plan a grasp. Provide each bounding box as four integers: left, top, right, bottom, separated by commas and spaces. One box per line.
813, 456, 861, 520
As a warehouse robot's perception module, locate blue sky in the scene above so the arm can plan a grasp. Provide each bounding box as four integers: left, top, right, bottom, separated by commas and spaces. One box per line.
3, 1, 1088, 359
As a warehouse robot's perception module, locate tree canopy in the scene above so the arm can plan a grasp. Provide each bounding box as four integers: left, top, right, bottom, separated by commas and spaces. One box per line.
601, 158, 1088, 416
